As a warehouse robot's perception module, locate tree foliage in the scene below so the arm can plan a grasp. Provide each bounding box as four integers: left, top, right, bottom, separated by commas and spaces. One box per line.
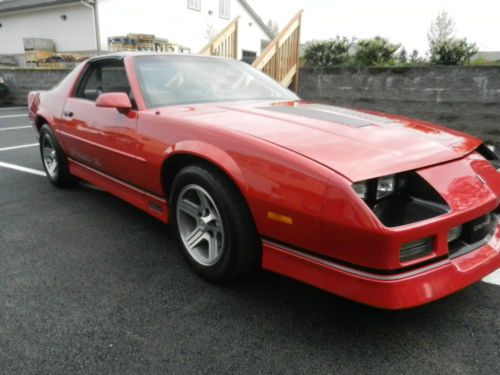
353, 36, 400, 66
303, 37, 351, 68
398, 48, 408, 64
267, 19, 279, 38
427, 10, 478, 65
427, 10, 455, 46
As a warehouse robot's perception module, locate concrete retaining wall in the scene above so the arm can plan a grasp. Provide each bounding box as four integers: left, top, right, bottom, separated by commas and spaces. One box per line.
299, 66, 500, 147
0, 68, 71, 106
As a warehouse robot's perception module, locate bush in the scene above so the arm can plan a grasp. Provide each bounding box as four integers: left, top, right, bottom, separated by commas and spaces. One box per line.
353, 36, 400, 66
429, 38, 478, 65
303, 37, 350, 68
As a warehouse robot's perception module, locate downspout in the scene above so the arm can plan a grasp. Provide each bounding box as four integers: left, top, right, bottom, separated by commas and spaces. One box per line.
81, 0, 101, 54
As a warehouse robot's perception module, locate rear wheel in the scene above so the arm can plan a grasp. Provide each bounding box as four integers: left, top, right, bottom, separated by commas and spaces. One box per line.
39, 124, 76, 188
170, 163, 261, 282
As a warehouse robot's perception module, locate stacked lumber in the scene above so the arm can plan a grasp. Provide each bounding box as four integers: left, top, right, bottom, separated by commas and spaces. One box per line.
108, 33, 189, 53
37, 53, 89, 69
23, 38, 55, 65
108, 36, 138, 52
128, 33, 155, 51
154, 38, 174, 52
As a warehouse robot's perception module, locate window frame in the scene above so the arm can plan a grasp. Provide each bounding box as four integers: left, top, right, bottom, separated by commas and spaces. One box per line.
219, 0, 230, 19
187, 0, 201, 11
74, 58, 136, 108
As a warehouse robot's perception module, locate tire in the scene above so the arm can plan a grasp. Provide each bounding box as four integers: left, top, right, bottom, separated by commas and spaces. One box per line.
39, 124, 77, 188
170, 163, 261, 282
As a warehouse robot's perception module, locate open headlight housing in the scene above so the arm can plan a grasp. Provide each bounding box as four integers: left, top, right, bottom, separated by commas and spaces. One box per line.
352, 172, 450, 227
352, 174, 397, 205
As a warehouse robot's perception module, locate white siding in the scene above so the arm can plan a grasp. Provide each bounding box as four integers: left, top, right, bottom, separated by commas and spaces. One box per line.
0, 4, 95, 54
97, 0, 270, 59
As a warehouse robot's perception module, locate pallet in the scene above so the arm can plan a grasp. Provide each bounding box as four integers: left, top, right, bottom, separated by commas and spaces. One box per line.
37, 62, 76, 69
25, 49, 54, 63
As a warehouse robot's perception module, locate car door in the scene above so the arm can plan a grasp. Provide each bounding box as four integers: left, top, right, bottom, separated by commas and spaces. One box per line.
59, 58, 143, 186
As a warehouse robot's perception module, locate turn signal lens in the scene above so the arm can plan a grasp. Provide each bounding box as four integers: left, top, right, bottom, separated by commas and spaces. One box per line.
448, 225, 462, 242
400, 237, 434, 262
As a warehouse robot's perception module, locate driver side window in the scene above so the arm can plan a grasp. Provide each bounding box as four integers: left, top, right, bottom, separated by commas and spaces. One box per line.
76, 60, 131, 102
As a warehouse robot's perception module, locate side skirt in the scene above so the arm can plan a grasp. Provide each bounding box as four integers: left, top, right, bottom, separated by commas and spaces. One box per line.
68, 158, 169, 223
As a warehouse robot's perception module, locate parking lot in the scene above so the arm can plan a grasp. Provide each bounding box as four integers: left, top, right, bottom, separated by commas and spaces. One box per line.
0, 107, 499, 374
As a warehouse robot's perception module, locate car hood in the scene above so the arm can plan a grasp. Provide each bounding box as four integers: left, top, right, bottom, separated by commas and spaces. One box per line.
162, 101, 482, 182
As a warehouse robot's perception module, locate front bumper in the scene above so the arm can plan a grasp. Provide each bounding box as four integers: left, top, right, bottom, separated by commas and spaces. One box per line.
261, 225, 500, 309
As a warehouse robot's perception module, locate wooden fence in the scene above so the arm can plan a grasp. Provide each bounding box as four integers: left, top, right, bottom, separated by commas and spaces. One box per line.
199, 16, 240, 59
199, 11, 303, 92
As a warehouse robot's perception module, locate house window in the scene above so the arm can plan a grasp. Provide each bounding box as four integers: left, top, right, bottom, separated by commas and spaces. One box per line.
219, 0, 230, 19
241, 50, 257, 64
188, 0, 201, 11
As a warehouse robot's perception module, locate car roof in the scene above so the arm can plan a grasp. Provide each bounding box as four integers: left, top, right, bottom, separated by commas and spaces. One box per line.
88, 52, 232, 63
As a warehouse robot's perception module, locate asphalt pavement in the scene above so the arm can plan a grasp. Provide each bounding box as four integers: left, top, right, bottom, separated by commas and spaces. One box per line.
0, 107, 499, 374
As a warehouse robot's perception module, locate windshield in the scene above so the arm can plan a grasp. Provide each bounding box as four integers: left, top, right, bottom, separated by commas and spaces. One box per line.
133, 55, 299, 108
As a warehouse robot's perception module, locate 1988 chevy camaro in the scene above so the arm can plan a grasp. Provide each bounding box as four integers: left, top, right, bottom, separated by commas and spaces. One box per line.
28, 53, 500, 309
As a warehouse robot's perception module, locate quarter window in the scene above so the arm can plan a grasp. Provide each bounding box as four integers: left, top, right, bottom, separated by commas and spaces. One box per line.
188, 0, 201, 11
219, 0, 230, 19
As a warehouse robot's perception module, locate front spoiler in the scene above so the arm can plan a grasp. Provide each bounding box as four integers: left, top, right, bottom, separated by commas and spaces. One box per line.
261, 227, 500, 309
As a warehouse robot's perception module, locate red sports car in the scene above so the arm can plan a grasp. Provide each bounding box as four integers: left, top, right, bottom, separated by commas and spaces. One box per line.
28, 53, 500, 309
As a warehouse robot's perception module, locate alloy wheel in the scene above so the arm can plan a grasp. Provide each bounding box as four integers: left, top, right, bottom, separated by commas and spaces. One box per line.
176, 184, 225, 266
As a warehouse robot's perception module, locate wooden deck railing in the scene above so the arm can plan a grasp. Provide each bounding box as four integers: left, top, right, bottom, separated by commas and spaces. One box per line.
199, 16, 240, 59
252, 10, 303, 92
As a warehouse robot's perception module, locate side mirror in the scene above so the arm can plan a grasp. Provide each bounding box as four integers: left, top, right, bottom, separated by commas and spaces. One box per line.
95, 92, 132, 112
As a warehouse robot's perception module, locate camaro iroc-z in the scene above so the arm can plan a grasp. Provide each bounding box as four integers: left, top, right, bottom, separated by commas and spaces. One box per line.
28, 53, 500, 309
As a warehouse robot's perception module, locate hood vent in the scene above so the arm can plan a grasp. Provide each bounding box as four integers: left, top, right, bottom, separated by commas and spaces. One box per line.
260, 104, 393, 128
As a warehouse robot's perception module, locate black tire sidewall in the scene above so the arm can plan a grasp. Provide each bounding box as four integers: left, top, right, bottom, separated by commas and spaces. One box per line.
39, 124, 74, 187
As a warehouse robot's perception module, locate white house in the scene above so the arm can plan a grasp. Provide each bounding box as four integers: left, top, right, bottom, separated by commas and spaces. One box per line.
0, 0, 273, 65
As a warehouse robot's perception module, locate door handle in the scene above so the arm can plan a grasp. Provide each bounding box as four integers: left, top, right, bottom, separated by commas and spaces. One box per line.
62, 110, 74, 118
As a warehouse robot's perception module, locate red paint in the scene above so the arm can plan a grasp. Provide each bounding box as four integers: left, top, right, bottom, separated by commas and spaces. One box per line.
28, 53, 500, 309
95, 92, 133, 110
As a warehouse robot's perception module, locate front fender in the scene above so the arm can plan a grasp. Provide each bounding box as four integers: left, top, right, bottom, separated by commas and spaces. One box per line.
163, 140, 249, 195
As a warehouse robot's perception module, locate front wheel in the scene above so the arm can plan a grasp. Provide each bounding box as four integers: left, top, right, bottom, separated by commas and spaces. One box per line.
170, 164, 261, 282
39, 124, 76, 188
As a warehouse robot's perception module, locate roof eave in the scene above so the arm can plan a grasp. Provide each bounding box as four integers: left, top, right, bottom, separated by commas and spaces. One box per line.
0, 0, 81, 15
238, 0, 274, 40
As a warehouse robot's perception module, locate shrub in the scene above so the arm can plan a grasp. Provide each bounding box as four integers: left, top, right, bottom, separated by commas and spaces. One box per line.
429, 38, 478, 65
303, 37, 350, 68
353, 36, 400, 66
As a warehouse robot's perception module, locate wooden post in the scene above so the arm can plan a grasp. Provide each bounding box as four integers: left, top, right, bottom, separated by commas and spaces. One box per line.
252, 10, 303, 91
199, 16, 240, 58
292, 12, 302, 93
233, 18, 239, 59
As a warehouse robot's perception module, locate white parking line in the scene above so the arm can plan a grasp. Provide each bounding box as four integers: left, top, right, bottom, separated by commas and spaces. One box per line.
482, 269, 500, 286
0, 143, 38, 152
0, 161, 45, 176
0, 107, 27, 111
0, 114, 28, 119
0, 125, 32, 131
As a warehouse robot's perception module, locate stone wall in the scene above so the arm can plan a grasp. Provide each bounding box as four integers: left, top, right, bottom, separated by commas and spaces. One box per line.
0, 68, 71, 106
299, 66, 500, 147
